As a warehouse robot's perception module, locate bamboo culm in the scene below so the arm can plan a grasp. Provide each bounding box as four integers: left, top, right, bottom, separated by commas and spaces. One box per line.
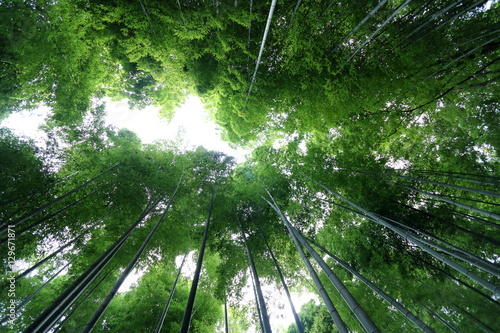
253, 221, 304, 333
239, 220, 272, 333
327, 0, 388, 57
224, 296, 229, 333
0, 163, 120, 234
356, 170, 500, 198
245, 0, 278, 103
373, 213, 500, 277
250, 268, 266, 333
23, 196, 162, 333
0, 255, 79, 325
376, 271, 461, 333
310, 240, 435, 332
264, 189, 380, 333
399, 202, 500, 247
51, 267, 116, 332
301, 174, 500, 296
401, 0, 463, 45
9, 217, 104, 285
341, 0, 412, 70
262, 195, 350, 333
376, 176, 500, 221
155, 253, 187, 333
82, 176, 183, 333
179, 188, 215, 333
0, 190, 96, 246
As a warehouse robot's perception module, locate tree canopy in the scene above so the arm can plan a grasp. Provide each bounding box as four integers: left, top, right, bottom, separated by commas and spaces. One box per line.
1, 0, 499, 332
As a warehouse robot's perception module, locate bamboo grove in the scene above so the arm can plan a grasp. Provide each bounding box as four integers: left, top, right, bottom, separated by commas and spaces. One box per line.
1, 0, 499, 332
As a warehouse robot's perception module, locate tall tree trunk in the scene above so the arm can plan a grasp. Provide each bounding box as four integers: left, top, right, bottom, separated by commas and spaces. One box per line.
405, 0, 487, 51
6, 217, 103, 285
83, 175, 183, 333
439, 194, 500, 207
246, 0, 278, 102
0, 190, 96, 246
373, 213, 500, 277
284, 0, 303, 38
252, 221, 304, 333
1, 192, 38, 224
399, 202, 500, 247
301, 174, 500, 296
261, 196, 349, 333
342, 0, 412, 68
239, 220, 272, 333
0, 171, 80, 209
155, 253, 187, 333
0, 255, 78, 325
409, 169, 500, 186
373, 175, 500, 221
51, 267, 116, 332
401, 0, 463, 43
264, 190, 380, 333
224, 295, 229, 333
23, 195, 162, 333
410, 254, 500, 310
426, 35, 499, 79
327, 0, 388, 57
323, 191, 500, 278
450, 303, 495, 333
0, 162, 120, 234
376, 271, 461, 333
447, 208, 500, 229
250, 269, 266, 333
310, 240, 435, 332
180, 188, 215, 333
356, 169, 500, 198
320, 195, 494, 272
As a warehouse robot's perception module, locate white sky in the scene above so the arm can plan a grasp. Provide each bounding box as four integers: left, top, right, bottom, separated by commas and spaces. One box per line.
1, 105, 51, 148
1, 95, 249, 163
104, 96, 249, 163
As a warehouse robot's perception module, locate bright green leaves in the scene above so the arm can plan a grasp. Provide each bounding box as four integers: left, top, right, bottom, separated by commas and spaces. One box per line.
286, 300, 335, 333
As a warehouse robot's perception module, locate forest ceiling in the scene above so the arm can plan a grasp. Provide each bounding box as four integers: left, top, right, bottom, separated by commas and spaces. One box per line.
0, 0, 499, 332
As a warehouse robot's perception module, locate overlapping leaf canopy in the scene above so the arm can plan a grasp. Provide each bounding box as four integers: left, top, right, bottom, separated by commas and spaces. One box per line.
1, 0, 499, 332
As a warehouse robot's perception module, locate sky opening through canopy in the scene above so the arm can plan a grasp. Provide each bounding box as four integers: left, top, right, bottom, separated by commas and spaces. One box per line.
1, 95, 250, 163
104, 95, 250, 163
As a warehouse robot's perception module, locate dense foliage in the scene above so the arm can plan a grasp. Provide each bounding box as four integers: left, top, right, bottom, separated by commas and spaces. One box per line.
1, 0, 499, 332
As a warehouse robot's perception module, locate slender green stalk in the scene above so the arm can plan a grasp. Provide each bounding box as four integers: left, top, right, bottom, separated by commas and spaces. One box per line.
301, 174, 500, 296
327, 0, 388, 57
341, 0, 412, 69
310, 240, 435, 332
0, 255, 79, 325
250, 266, 266, 333
239, 220, 272, 333
262, 195, 349, 333
357, 170, 500, 198
373, 213, 500, 277
51, 267, 116, 332
374, 175, 500, 221
155, 254, 187, 333
1, 163, 120, 234
264, 190, 380, 333
9, 217, 103, 284
253, 221, 304, 333
246, 0, 278, 103
224, 296, 229, 333
180, 188, 215, 333
82, 176, 183, 333
23, 196, 162, 332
